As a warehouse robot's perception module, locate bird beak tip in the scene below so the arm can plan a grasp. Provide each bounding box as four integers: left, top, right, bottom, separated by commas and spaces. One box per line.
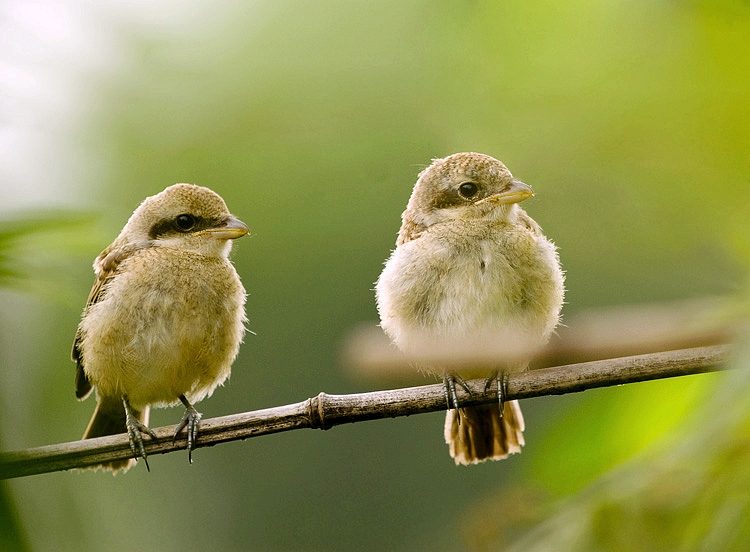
207, 217, 250, 239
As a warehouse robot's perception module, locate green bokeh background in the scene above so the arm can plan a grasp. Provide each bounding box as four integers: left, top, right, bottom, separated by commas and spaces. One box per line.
1, 1, 749, 551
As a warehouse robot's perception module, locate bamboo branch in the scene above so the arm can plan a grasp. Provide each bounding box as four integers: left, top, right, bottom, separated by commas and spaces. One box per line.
0, 345, 730, 480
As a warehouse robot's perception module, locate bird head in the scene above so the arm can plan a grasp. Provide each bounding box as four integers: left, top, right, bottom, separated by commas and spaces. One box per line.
118, 183, 249, 258
405, 152, 533, 227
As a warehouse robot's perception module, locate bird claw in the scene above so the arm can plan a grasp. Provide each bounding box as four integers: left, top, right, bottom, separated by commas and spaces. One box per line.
443, 372, 472, 411
174, 395, 202, 464
123, 396, 157, 471
484, 371, 509, 418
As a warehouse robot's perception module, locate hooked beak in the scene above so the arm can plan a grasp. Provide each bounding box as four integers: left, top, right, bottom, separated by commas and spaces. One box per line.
206, 216, 250, 240
475, 180, 534, 206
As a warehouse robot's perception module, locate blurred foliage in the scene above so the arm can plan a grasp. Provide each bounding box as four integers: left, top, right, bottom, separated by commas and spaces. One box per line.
530, 372, 717, 496
0, 214, 99, 300
1, 0, 748, 551
504, 338, 750, 552
0, 480, 29, 552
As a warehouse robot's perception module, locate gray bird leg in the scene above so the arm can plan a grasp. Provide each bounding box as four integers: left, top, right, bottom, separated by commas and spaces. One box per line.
174, 394, 202, 463
484, 371, 509, 418
123, 395, 157, 471
443, 372, 472, 423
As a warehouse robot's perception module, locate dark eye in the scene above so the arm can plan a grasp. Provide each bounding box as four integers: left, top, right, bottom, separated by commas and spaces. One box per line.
458, 182, 478, 198
174, 214, 196, 231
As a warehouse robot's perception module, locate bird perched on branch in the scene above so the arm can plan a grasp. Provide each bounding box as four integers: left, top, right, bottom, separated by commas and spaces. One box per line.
72, 183, 248, 472
376, 152, 564, 464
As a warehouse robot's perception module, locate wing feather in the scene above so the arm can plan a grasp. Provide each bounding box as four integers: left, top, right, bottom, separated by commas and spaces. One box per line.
72, 243, 142, 400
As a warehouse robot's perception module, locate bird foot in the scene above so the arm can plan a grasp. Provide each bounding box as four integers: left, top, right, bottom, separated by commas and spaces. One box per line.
484, 371, 509, 418
123, 396, 157, 471
443, 372, 472, 411
174, 395, 202, 463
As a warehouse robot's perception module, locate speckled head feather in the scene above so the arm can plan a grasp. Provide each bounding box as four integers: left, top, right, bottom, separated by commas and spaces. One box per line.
398, 152, 534, 245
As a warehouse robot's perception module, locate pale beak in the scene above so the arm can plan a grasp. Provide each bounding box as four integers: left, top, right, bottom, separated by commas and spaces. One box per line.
475, 180, 534, 206
206, 216, 250, 240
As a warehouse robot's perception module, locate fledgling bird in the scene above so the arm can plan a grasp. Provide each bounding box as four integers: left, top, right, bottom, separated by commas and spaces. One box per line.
72, 183, 248, 473
376, 153, 564, 465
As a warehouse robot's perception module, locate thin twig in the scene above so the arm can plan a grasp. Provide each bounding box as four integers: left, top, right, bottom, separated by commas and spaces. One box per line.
0, 345, 730, 480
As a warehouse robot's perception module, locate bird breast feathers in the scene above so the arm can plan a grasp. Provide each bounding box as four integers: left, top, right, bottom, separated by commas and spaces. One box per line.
377, 226, 563, 348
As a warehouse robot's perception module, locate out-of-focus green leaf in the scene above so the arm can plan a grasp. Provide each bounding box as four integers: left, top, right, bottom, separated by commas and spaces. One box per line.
502, 316, 750, 552
0, 213, 99, 299
530, 373, 717, 496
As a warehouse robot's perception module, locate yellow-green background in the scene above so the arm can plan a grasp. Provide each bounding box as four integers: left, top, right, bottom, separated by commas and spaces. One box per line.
1, 1, 749, 551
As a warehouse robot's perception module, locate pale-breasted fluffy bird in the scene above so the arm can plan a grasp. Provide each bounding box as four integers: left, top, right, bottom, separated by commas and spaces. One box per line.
376, 153, 564, 465
72, 183, 248, 472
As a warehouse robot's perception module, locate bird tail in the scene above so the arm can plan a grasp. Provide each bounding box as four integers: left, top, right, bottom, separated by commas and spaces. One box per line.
444, 400, 525, 465
82, 397, 150, 474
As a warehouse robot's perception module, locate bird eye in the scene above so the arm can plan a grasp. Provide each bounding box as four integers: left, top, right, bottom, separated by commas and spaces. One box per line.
174, 214, 196, 231
458, 182, 478, 198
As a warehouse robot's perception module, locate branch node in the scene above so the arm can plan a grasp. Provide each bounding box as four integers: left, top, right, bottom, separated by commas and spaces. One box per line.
307, 392, 330, 430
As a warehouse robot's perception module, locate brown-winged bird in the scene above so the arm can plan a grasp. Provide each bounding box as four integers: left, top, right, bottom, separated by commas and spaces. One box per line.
73, 184, 248, 472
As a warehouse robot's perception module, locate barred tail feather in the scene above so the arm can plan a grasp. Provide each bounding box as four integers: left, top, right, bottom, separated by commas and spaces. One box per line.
444, 400, 525, 465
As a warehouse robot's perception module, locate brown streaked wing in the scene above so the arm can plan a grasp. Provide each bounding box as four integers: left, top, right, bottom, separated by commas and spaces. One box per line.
71, 243, 142, 400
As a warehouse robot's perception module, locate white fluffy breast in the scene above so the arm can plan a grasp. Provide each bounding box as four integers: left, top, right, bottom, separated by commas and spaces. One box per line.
375, 221, 563, 371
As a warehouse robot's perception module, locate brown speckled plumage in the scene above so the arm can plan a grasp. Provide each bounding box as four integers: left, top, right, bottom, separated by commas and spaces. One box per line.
376, 153, 564, 465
